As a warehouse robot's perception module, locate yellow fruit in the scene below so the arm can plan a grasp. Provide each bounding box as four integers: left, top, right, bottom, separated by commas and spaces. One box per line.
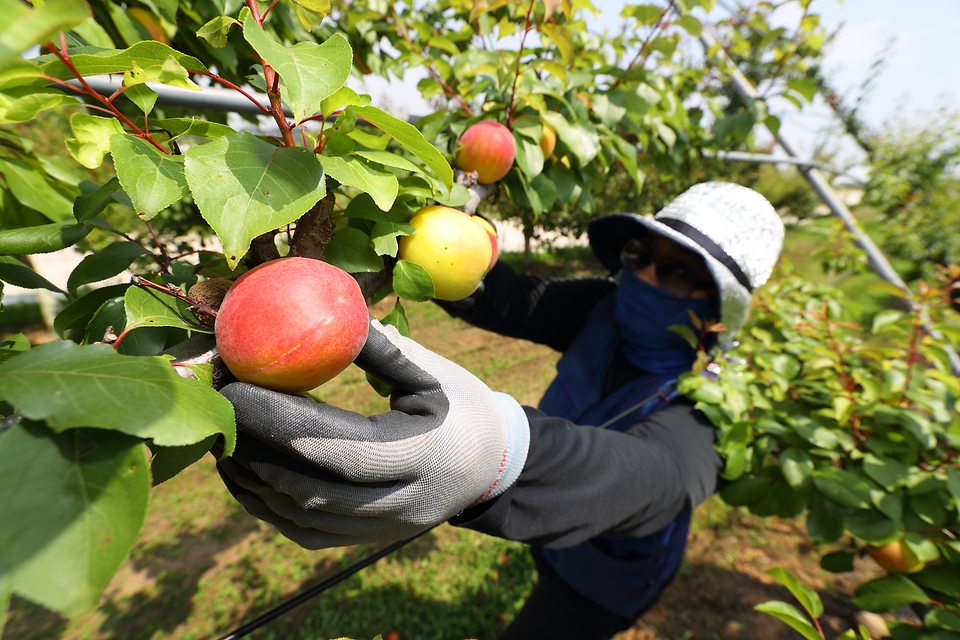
867, 541, 926, 574
539, 124, 557, 158
399, 206, 493, 301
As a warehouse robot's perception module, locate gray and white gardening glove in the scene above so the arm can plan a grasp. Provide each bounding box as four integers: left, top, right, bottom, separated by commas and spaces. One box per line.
216, 318, 530, 549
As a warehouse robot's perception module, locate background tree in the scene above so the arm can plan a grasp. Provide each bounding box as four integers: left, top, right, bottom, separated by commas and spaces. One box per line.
1, 0, 957, 637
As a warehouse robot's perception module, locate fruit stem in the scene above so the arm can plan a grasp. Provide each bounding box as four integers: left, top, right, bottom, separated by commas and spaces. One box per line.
290, 186, 337, 260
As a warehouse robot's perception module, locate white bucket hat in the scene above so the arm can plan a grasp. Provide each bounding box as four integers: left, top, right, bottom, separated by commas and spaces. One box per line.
588, 182, 785, 348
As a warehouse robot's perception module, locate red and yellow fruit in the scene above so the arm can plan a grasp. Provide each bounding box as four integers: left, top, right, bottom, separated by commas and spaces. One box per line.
455, 120, 516, 184
215, 257, 368, 393
867, 541, 926, 574
398, 206, 493, 301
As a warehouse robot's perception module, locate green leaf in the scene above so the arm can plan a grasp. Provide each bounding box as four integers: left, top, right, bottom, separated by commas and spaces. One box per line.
714, 111, 755, 142
621, 4, 664, 25
242, 15, 351, 123
513, 131, 545, 179
667, 323, 699, 349
318, 155, 398, 211
899, 411, 936, 450
0, 421, 148, 616
149, 435, 217, 485
53, 284, 129, 338
540, 112, 600, 166
845, 510, 903, 545
903, 534, 940, 563
851, 574, 930, 613
65, 113, 126, 170
913, 565, 960, 599
183, 131, 326, 269
786, 77, 819, 103
151, 118, 236, 141
370, 221, 415, 257
687, 379, 724, 404
765, 567, 824, 619
0, 256, 64, 294
322, 227, 383, 273
779, 448, 814, 488
356, 106, 453, 189
674, 15, 702, 36
872, 309, 906, 334
0, 90, 80, 124
0, 157, 74, 222
67, 242, 149, 295
813, 467, 872, 509
871, 489, 903, 521
343, 192, 408, 223
0, 0, 89, 74
110, 135, 188, 220
753, 601, 822, 640
0, 221, 92, 256
863, 454, 910, 492
196, 16, 239, 48
806, 491, 845, 544
820, 550, 855, 573
320, 85, 364, 116
720, 474, 775, 506
591, 93, 628, 129
947, 468, 960, 506
379, 298, 410, 337
925, 609, 960, 633
909, 493, 947, 527
0, 341, 236, 452
74, 177, 121, 223
540, 23, 573, 63
123, 285, 211, 333
770, 354, 801, 379
0, 333, 30, 351
40, 41, 207, 81
352, 150, 420, 176
393, 259, 434, 301
123, 83, 157, 114
83, 295, 171, 357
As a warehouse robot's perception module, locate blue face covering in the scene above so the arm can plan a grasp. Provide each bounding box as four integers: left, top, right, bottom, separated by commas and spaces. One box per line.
614, 270, 716, 375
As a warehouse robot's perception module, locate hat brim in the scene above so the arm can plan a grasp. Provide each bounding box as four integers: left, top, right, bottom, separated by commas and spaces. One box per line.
588, 213, 750, 348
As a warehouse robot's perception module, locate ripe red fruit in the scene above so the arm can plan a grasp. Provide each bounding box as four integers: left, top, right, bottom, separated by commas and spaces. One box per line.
215, 257, 369, 393
455, 120, 516, 184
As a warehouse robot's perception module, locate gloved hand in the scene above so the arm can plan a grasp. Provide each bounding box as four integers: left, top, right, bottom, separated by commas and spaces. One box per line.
216, 317, 530, 549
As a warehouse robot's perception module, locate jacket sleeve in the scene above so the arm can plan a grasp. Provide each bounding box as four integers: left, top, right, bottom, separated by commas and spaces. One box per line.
449, 400, 722, 549
434, 260, 616, 352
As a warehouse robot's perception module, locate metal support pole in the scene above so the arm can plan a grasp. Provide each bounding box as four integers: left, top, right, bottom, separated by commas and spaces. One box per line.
699, 29, 960, 375
66, 75, 291, 117
703, 150, 866, 185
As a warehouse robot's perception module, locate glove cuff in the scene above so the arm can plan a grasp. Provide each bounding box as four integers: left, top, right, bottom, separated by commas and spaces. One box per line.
476, 392, 530, 503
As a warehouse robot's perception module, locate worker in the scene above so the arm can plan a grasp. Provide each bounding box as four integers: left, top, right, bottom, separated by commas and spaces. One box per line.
216, 181, 785, 639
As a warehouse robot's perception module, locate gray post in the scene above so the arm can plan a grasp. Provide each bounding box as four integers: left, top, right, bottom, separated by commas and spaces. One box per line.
699, 29, 960, 374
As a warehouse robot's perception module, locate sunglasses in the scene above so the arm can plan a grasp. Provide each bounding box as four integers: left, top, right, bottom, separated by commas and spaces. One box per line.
620, 237, 716, 298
